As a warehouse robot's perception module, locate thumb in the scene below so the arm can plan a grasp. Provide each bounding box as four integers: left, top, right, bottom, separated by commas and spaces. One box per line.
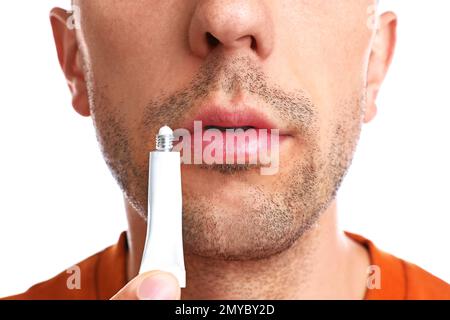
111, 271, 181, 300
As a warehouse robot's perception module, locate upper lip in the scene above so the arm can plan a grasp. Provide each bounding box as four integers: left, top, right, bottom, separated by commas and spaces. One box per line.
180, 103, 291, 135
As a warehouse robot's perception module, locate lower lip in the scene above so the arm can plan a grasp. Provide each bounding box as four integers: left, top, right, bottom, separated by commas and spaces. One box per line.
183, 129, 289, 164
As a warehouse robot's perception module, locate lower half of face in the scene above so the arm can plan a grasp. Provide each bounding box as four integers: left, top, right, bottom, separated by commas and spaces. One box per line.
90, 63, 365, 260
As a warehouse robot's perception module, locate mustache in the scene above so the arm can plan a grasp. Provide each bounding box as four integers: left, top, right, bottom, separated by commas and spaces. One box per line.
142, 54, 317, 134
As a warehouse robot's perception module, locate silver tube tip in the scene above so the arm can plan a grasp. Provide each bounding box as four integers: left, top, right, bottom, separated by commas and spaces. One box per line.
156, 125, 174, 151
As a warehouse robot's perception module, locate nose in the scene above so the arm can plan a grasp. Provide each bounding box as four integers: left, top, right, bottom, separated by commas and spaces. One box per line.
188, 0, 274, 59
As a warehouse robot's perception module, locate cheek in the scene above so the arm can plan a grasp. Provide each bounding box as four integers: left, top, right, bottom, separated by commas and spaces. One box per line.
78, 1, 194, 118
275, 2, 371, 118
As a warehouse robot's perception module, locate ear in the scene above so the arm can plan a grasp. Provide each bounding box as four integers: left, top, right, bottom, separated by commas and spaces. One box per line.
365, 12, 397, 123
50, 7, 90, 117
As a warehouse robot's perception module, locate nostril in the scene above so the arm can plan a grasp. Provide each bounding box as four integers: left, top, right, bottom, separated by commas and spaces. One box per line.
250, 36, 257, 50
205, 32, 220, 48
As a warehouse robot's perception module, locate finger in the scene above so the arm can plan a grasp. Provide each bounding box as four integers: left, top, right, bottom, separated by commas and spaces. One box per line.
110, 270, 181, 300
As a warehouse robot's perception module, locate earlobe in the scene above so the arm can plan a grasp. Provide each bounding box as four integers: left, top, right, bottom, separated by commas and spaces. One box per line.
50, 7, 90, 117
365, 11, 397, 123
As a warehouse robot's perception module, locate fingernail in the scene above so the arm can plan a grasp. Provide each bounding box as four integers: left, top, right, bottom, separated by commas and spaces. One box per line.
137, 273, 179, 300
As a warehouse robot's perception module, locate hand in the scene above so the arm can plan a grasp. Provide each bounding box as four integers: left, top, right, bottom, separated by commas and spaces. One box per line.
111, 271, 181, 300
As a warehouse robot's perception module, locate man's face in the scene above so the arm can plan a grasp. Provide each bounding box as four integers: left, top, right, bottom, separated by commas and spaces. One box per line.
73, 0, 376, 260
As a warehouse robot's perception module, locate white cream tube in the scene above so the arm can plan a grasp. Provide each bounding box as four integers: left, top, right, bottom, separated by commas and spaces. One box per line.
139, 126, 186, 288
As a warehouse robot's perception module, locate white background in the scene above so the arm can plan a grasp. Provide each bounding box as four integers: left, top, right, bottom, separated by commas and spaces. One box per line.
0, 1, 449, 297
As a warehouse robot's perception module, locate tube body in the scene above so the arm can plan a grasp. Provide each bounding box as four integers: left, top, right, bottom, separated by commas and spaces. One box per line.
139, 150, 186, 288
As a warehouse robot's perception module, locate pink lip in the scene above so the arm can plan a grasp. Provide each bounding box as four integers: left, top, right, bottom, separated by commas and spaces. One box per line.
177, 105, 291, 165
181, 105, 290, 135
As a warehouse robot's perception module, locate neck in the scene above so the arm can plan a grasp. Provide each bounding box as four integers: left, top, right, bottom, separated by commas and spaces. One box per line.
125, 198, 369, 299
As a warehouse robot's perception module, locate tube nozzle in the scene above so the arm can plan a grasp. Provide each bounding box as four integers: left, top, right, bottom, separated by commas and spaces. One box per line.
156, 125, 174, 151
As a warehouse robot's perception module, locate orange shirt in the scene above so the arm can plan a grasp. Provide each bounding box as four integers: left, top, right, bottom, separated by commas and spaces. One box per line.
4, 232, 450, 300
